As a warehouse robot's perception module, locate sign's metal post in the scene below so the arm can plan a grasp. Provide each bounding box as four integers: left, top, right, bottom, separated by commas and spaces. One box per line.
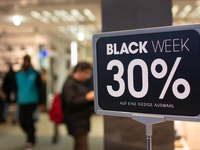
132, 114, 165, 150
146, 124, 152, 150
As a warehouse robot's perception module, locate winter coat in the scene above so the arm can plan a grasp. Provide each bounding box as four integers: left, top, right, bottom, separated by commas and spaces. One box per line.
15, 67, 42, 105
61, 76, 93, 137
2, 68, 16, 103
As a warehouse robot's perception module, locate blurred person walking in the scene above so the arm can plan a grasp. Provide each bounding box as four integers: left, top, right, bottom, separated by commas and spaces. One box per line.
40, 68, 47, 111
2, 64, 17, 124
61, 62, 94, 150
0, 88, 5, 123
15, 55, 44, 150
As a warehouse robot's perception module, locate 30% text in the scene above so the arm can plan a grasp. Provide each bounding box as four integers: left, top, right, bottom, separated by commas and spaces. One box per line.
107, 57, 190, 99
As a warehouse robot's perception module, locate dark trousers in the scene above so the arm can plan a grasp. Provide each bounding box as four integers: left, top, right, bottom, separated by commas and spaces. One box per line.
19, 104, 37, 144
0, 97, 4, 122
74, 134, 88, 150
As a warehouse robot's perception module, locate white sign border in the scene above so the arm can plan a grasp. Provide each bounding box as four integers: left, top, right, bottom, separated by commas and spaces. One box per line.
93, 24, 200, 122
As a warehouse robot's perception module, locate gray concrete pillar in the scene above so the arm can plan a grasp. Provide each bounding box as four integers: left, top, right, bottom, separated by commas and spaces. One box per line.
101, 0, 174, 149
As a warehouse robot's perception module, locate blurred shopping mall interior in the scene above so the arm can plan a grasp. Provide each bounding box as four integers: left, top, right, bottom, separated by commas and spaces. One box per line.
1, 0, 200, 150
0, 0, 199, 94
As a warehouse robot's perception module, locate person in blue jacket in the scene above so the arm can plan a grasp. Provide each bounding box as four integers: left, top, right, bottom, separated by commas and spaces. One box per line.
15, 55, 44, 150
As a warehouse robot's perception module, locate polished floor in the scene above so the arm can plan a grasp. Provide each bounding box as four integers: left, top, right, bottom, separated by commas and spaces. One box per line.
0, 113, 104, 150
0, 113, 200, 150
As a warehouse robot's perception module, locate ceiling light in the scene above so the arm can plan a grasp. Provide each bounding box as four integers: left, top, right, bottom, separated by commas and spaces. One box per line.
83, 9, 92, 16
42, 10, 52, 18
53, 10, 62, 18
58, 10, 68, 20
70, 9, 85, 22
172, 5, 179, 17
40, 16, 49, 24
71, 9, 79, 16
59, 10, 69, 22
51, 16, 59, 23
83, 8, 96, 21
13, 16, 21, 26
179, 5, 192, 18
191, 6, 200, 18
71, 41, 77, 67
77, 15, 86, 22
77, 32, 85, 41
60, 10, 68, 16
68, 15, 78, 23
61, 10, 78, 23
30, 11, 41, 19
88, 15, 96, 22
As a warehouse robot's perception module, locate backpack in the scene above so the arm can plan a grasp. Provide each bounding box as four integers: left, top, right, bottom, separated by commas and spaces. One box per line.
49, 94, 64, 124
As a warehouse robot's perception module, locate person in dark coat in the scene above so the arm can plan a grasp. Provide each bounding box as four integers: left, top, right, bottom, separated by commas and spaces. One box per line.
61, 62, 94, 150
2, 64, 17, 123
0, 88, 5, 123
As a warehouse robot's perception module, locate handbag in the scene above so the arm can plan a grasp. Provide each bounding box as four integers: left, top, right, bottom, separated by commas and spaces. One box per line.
49, 94, 64, 124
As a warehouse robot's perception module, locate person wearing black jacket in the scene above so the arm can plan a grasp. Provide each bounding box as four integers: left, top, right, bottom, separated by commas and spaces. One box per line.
2, 64, 16, 123
61, 62, 94, 150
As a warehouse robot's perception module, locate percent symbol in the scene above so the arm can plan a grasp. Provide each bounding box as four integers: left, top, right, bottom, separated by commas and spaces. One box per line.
151, 57, 191, 100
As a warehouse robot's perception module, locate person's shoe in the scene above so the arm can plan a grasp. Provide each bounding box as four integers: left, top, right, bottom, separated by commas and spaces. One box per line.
52, 135, 59, 144
26, 142, 33, 150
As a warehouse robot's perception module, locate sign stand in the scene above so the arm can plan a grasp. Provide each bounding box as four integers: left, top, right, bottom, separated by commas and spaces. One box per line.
93, 24, 200, 149
146, 124, 152, 150
132, 114, 165, 150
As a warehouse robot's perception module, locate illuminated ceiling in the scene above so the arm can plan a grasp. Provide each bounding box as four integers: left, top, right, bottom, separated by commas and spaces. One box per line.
0, 0, 200, 42
173, 0, 200, 25
0, 0, 101, 41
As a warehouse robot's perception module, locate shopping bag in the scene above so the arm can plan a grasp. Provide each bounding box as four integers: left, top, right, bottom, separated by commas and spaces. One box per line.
49, 94, 64, 124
